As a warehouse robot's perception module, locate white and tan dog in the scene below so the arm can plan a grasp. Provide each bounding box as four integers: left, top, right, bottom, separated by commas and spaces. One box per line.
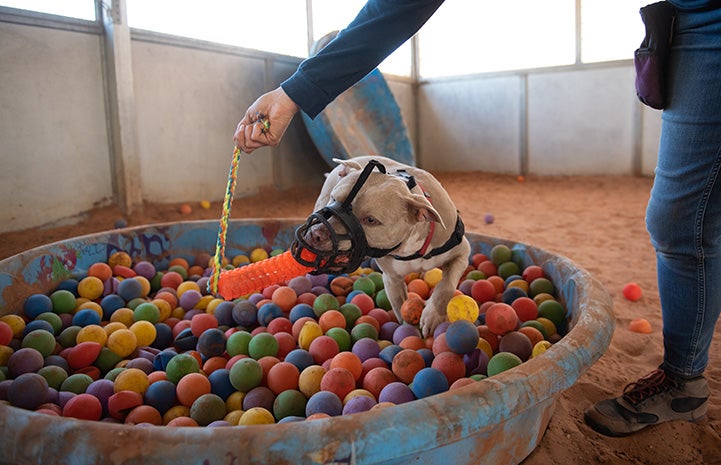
308, 155, 471, 336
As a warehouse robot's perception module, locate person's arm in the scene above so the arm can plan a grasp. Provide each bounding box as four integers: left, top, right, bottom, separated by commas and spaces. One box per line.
235, 0, 445, 153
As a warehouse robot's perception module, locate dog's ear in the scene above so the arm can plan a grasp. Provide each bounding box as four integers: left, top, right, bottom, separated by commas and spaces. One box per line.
333, 158, 363, 178
407, 193, 446, 229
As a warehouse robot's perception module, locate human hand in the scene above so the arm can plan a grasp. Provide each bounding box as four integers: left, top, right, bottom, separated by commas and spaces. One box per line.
234, 87, 300, 153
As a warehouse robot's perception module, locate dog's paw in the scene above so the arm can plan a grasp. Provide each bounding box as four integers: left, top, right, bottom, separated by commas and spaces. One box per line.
419, 309, 447, 338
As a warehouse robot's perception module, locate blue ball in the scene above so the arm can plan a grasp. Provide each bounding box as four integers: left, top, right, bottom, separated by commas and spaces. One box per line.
56, 279, 79, 296
100, 294, 126, 320
151, 323, 173, 350
213, 301, 235, 327
417, 348, 435, 367
117, 278, 143, 301
284, 349, 315, 372
288, 303, 315, 323
197, 328, 227, 358
22, 319, 55, 336
232, 300, 258, 327
257, 302, 283, 327
72, 308, 102, 327
305, 391, 343, 417
411, 367, 449, 399
501, 286, 527, 305
444, 320, 480, 355
153, 349, 178, 371
504, 274, 524, 286
23, 294, 53, 320
144, 380, 177, 415
208, 369, 235, 401
379, 344, 403, 366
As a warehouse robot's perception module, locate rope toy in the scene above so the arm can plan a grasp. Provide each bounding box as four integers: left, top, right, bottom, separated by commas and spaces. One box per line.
208, 114, 315, 299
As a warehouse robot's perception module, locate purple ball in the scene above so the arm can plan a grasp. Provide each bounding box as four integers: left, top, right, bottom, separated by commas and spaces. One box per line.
306, 391, 342, 417
308, 274, 329, 288
242, 386, 275, 412
379, 321, 399, 341
463, 348, 490, 377
179, 290, 202, 311
8, 373, 49, 410
458, 279, 475, 296
342, 395, 377, 415
351, 338, 381, 362
125, 357, 154, 374
433, 321, 451, 338
484, 213, 495, 224
392, 324, 422, 345
8, 348, 44, 378
133, 261, 156, 280
288, 276, 313, 295
379, 382, 415, 404
86, 379, 115, 415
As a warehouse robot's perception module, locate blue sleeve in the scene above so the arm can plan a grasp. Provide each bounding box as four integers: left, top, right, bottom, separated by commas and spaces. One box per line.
281, 0, 446, 118
668, 0, 721, 10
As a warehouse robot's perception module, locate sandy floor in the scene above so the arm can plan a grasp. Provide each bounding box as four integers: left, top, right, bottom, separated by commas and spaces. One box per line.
1, 172, 720, 464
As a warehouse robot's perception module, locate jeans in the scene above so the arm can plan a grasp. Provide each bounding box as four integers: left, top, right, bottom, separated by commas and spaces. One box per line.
645, 7, 721, 378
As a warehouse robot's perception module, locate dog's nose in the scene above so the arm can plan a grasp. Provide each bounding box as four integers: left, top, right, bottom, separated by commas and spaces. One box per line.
308, 224, 329, 246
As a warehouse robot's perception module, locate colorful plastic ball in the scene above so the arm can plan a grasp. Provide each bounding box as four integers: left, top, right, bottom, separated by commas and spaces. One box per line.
532, 340, 553, 358
399, 297, 424, 325
410, 367, 449, 399
248, 332, 279, 360
392, 324, 421, 345
498, 261, 521, 280
165, 353, 201, 384
485, 303, 519, 336
391, 349, 426, 384
273, 389, 307, 421
257, 302, 284, 326
106, 328, 138, 358
537, 299, 566, 327
529, 278, 555, 298
21, 329, 56, 357
320, 367, 356, 401
50, 289, 76, 314
343, 395, 377, 415
306, 390, 343, 417
206, 369, 235, 401
23, 294, 54, 320
116, 278, 142, 302
285, 349, 315, 373
229, 357, 263, 392
431, 351, 466, 385
226, 330, 252, 357
114, 367, 150, 395
266, 362, 300, 395
484, 213, 495, 224
378, 382, 414, 405
60, 373, 94, 394
487, 352, 523, 376
324, 327, 351, 353
232, 300, 258, 327
63, 393, 102, 421
196, 328, 227, 358
143, 379, 177, 415
447, 294, 480, 323
176, 372, 211, 407
242, 386, 275, 412
312, 293, 340, 317
8, 372, 49, 410
298, 365, 326, 398
489, 244, 512, 266
498, 331, 533, 361
444, 320, 480, 355
37, 365, 68, 391
238, 407, 275, 425
352, 276, 376, 295
288, 303, 315, 323
308, 335, 340, 365
623, 282, 643, 302
501, 286, 527, 305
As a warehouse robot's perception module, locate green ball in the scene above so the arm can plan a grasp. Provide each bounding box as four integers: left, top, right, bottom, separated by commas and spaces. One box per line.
537, 299, 566, 327
226, 330, 252, 357
167, 265, 188, 280
339, 303, 362, 329
150, 272, 164, 292
490, 244, 512, 266
60, 373, 94, 394
325, 327, 352, 352
38, 365, 68, 390
367, 272, 384, 291
498, 261, 521, 280
57, 326, 81, 348
229, 358, 262, 392
520, 320, 548, 339
350, 322, 378, 343
126, 297, 147, 310
133, 302, 161, 323
166, 353, 200, 384
35, 312, 63, 334
50, 290, 76, 314
312, 294, 339, 318
0, 370, 5, 382
465, 270, 486, 281
529, 278, 555, 298
21, 329, 56, 357
104, 367, 126, 381
190, 393, 227, 426
95, 347, 123, 374
352, 276, 376, 295
273, 389, 307, 420
487, 352, 522, 377
374, 289, 392, 311
248, 332, 279, 359
469, 374, 487, 381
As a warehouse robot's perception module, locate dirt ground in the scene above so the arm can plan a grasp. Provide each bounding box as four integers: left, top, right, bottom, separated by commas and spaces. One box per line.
1, 171, 720, 464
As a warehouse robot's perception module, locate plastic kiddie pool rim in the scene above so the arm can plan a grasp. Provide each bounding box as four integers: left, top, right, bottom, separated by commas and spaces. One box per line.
0, 219, 614, 465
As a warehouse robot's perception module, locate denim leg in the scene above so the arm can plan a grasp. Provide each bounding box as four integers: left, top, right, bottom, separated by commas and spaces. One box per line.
645, 8, 721, 378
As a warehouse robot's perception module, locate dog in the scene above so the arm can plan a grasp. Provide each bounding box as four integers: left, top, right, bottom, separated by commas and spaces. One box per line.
302, 155, 471, 337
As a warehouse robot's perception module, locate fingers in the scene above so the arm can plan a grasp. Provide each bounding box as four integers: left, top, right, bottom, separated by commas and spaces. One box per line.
234, 118, 273, 153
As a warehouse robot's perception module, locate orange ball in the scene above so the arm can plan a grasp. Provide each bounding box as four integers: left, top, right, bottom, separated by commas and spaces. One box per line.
318, 310, 346, 333
400, 297, 424, 325
320, 367, 357, 401
87, 262, 113, 282
629, 318, 653, 334
431, 351, 466, 385
125, 405, 162, 425
271, 286, 298, 312
266, 361, 300, 394
330, 352, 363, 381
176, 372, 211, 407
485, 303, 519, 336
190, 313, 218, 338
623, 282, 643, 302
406, 279, 430, 300
391, 348, 426, 384
398, 335, 426, 350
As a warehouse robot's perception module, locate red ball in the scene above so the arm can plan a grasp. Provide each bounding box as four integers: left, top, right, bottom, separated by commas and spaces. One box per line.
308, 335, 340, 365
511, 297, 538, 322
623, 282, 643, 302
266, 361, 300, 395
63, 393, 102, 421
190, 313, 218, 338
361, 366, 397, 399
431, 352, 466, 385
471, 279, 496, 304
485, 303, 519, 336
320, 367, 356, 401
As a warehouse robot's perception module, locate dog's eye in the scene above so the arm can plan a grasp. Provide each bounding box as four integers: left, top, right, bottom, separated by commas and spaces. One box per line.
362, 216, 380, 226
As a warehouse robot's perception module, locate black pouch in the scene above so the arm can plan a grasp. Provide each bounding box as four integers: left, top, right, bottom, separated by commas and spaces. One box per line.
634, 1, 676, 109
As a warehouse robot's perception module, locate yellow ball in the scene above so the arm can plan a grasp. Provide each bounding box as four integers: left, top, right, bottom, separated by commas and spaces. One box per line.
110, 308, 135, 327
177, 281, 200, 297
231, 254, 250, 267
76, 324, 108, 345
104, 321, 128, 336
151, 299, 172, 322
225, 391, 245, 412
77, 276, 104, 300
205, 298, 225, 315
532, 340, 553, 358
506, 279, 529, 293
129, 320, 157, 347
298, 321, 323, 350
162, 405, 190, 425
343, 389, 375, 405
196, 295, 214, 310
171, 307, 186, 319
106, 328, 137, 357
0, 345, 14, 366
423, 268, 443, 288
108, 251, 132, 268
249, 248, 269, 263
134, 276, 151, 297
377, 340, 393, 350
446, 294, 480, 322
113, 367, 149, 394
476, 337, 494, 359
238, 407, 275, 425
0, 315, 26, 337
224, 409, 244, 425
200, 200, 211, 209
535, 317, 557, 338
298, 365, 326, 398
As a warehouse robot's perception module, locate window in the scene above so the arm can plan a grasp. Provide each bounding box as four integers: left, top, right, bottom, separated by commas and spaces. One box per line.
0, 0, 95, 20
126, 0, 308, 58
418, 0, 576, 78
311, 0, 411, 76
581, 0, 654, 63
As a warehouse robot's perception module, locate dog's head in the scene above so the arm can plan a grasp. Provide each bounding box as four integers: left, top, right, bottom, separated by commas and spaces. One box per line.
292, 158, 443, 274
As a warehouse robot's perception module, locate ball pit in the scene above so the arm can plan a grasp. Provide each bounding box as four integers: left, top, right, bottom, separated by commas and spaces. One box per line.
0, 219, 613, 465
